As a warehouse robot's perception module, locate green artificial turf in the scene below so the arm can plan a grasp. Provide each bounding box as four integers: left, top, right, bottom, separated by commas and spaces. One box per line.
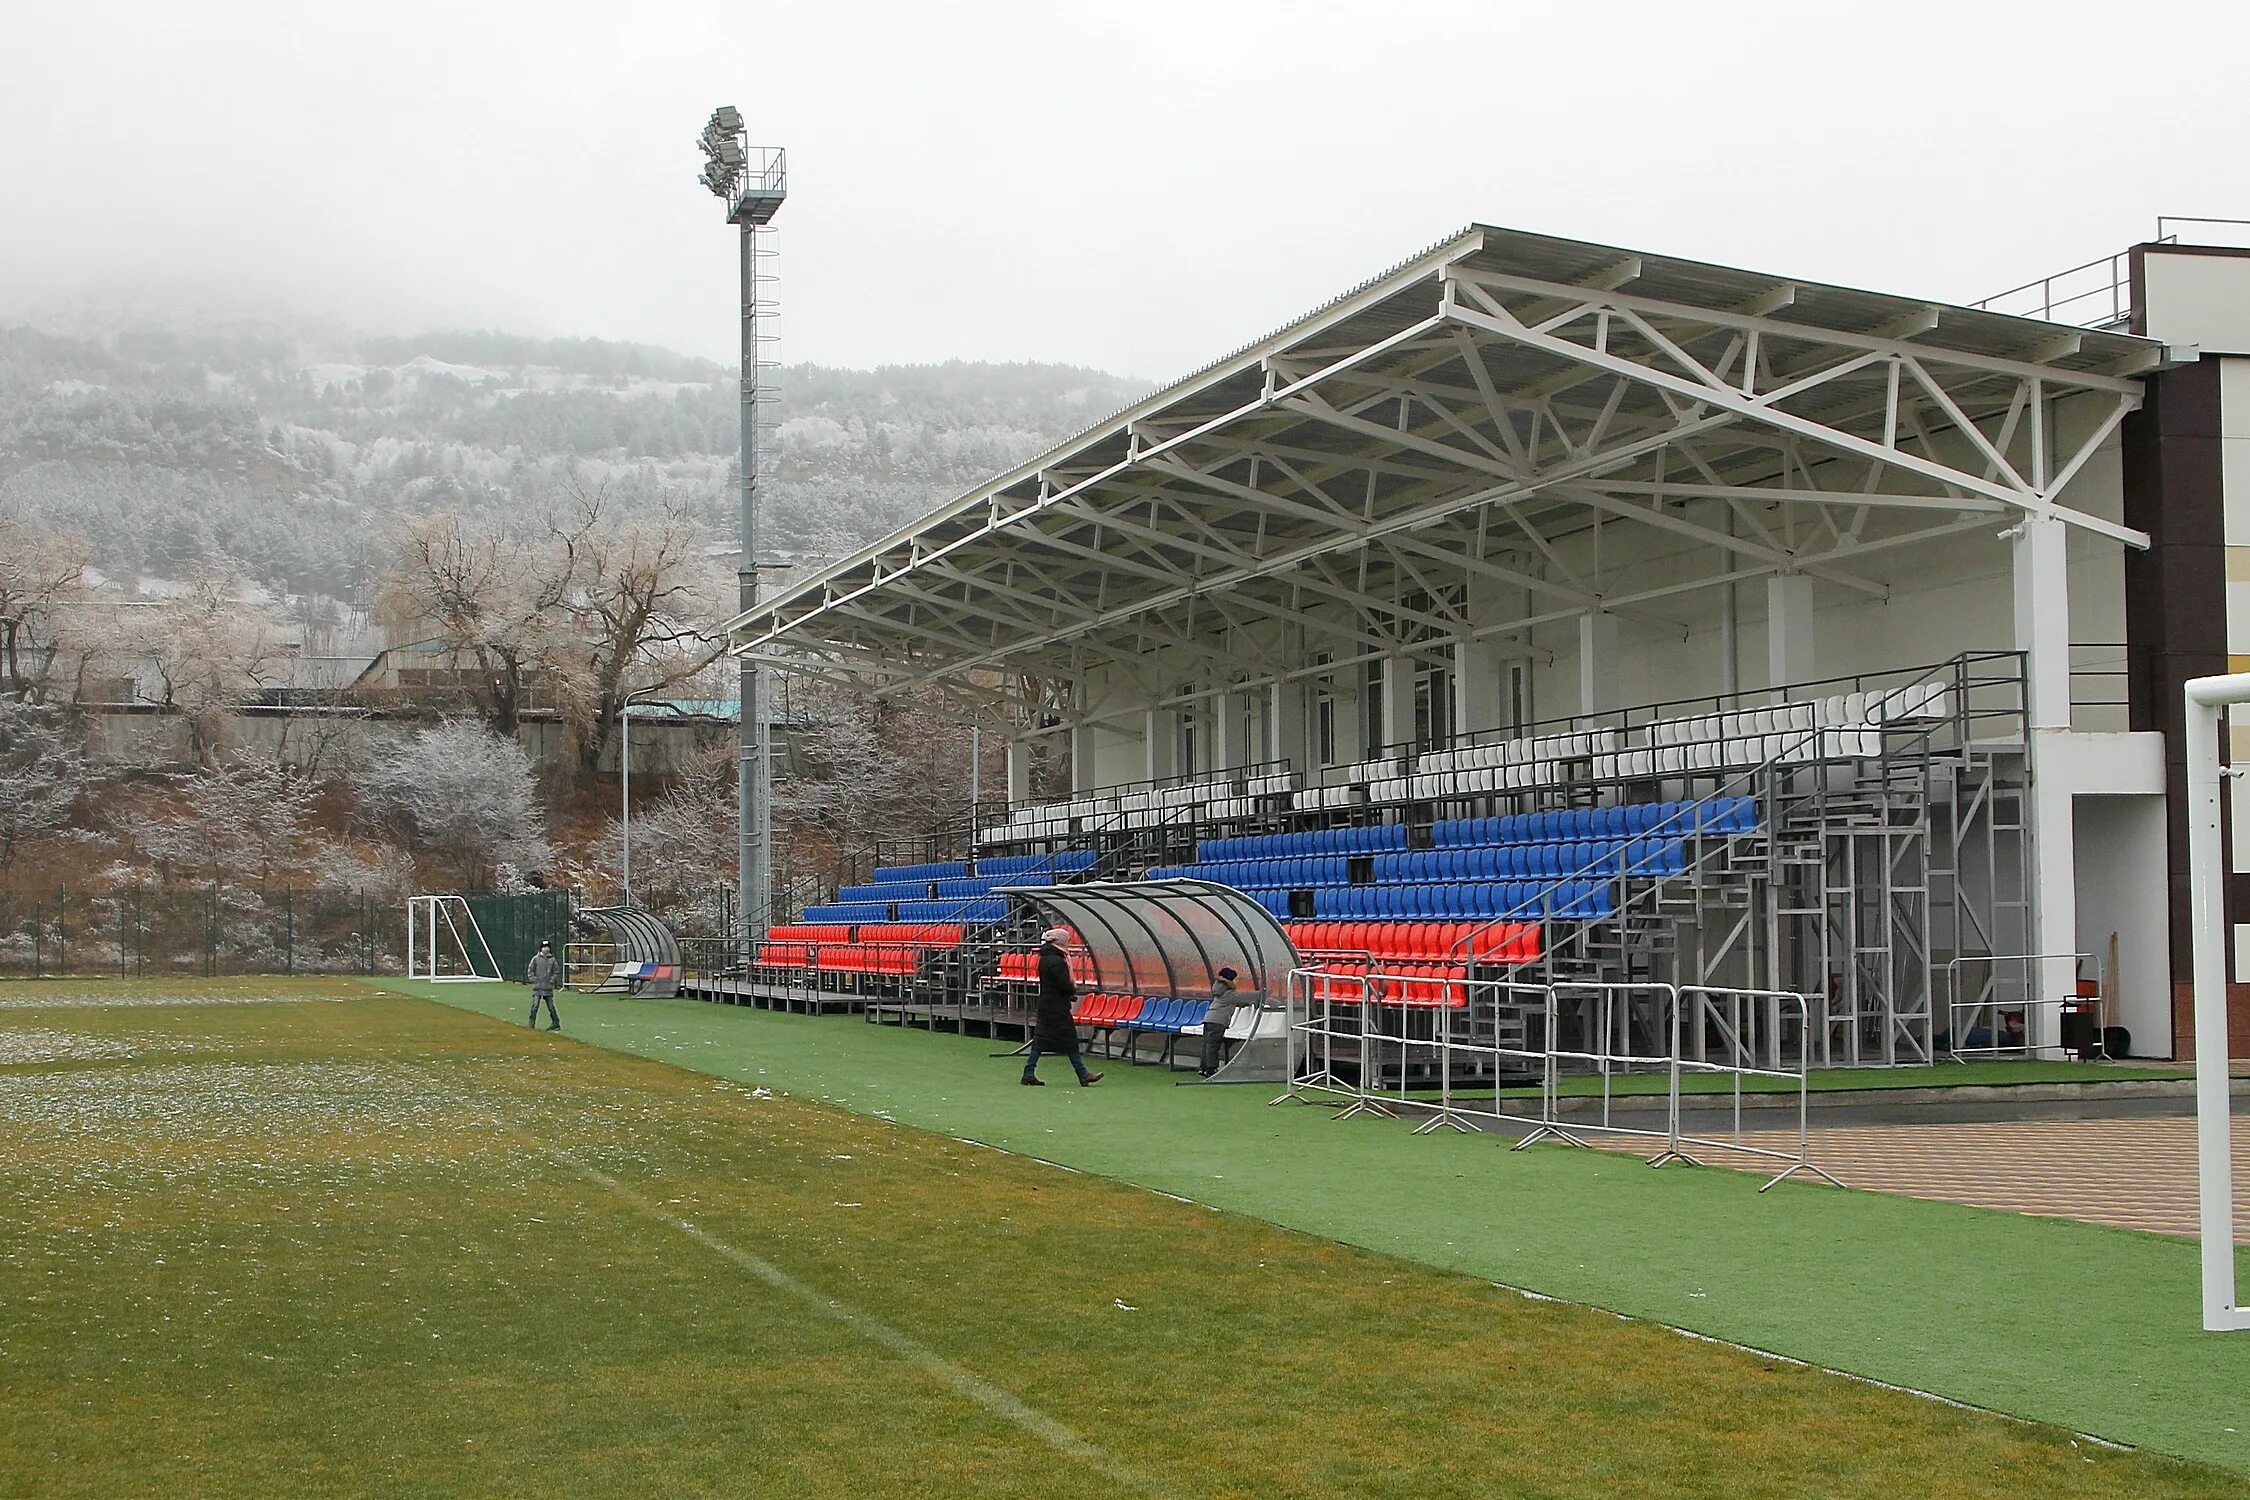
395, 978, 2250, 1476
12, 978, 2241, 1498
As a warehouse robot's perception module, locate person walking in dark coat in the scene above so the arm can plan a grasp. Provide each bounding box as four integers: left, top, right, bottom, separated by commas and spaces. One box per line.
1023, 927, 1101, 1087
526, 940, 562, 1031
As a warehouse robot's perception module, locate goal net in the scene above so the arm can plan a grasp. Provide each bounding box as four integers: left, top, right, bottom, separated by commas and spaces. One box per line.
406, 895, 505, 983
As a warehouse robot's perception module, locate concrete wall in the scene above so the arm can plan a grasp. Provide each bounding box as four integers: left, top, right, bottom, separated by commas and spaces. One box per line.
2141, 247, 2250, 356
80, 708, 733, 780
2074, 793, 2174, 1056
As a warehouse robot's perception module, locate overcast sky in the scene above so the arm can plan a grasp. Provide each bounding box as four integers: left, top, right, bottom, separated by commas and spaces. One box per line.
5, 0, 2249, 380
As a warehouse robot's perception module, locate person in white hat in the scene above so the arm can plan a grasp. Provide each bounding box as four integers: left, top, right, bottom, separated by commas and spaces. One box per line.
1024, 926, 1101, 1087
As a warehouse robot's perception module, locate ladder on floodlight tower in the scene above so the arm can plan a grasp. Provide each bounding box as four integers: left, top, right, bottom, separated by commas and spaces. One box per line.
746, 228, 782, 449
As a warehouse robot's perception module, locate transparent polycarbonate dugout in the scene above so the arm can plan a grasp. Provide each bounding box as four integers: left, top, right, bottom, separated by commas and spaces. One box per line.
994, 879, 1297, 998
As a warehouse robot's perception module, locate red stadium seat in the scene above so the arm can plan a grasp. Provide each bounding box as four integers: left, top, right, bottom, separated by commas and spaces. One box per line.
757, 923, 852, 970
1290, 919, 1542, 965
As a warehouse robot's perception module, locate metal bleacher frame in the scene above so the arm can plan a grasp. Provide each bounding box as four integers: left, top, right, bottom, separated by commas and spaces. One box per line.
687, 653, 2031, 1077
950, 652, 2032, 1075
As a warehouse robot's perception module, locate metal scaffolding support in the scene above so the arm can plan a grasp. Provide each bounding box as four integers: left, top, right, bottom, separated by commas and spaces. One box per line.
1204, 653, 2033, 1085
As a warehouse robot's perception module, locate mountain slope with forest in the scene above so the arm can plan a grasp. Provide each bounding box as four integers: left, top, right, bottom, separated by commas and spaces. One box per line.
0, 317, 1150, 604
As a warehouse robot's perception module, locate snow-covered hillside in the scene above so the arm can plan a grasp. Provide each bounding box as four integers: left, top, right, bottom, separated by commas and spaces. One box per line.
0, 319, 1149, 602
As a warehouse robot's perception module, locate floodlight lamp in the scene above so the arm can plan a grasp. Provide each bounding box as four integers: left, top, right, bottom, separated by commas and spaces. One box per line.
713, 105, 743, 133
718, 139, 746, 167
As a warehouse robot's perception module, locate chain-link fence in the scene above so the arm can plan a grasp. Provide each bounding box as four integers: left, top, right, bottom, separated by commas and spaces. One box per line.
0, 883, 402, 978
461, 890, 574, 981
0, 881, 748, 981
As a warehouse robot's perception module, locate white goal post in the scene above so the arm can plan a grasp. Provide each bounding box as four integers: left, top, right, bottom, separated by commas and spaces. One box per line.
406, 895, 505, 984
2186, 673, 2250, 1332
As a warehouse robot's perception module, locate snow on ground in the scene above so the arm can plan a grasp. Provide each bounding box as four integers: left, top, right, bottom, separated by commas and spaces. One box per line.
301, 362, 368, 391
395, 354, 508, 384
0, 1028, 142, 1065
0, 992, 347, 1011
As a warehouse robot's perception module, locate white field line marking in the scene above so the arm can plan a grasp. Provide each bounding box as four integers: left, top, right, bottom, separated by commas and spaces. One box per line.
568, 1159, 1176, 1498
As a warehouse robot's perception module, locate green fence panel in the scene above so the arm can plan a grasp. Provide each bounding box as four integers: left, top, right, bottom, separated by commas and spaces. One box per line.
463, 890, 575, 982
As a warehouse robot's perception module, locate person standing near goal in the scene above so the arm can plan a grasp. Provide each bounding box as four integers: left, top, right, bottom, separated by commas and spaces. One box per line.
526, 940, 562, 1031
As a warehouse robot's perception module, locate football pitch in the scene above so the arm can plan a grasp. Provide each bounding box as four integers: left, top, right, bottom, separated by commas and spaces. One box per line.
3, 979, 2246, 1498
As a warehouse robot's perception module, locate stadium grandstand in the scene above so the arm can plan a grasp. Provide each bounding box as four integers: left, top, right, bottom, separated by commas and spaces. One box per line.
710, 221, 2250, 1079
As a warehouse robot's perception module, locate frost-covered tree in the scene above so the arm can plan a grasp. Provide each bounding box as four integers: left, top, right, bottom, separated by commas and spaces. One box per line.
351, 721, 549, 884
546, 485, 729, 778
145, 573, 287, 768
139, 757, 321, 888
0, 698, 87, 869
774, 687, 975, 856
0, 517, 89, 701
589, 740, 736, 918
376, 510, 572, 737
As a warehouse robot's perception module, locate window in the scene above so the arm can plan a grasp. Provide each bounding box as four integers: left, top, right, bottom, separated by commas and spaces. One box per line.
1415, 663, 1453, 748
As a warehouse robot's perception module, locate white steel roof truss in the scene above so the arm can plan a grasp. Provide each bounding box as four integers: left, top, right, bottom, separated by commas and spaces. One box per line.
1267, 377, 1899, 597
1439, 276, 2145, 547
1292, 357, 1917, 596
838, 388, 1760, 676
735, 230, 2159, 705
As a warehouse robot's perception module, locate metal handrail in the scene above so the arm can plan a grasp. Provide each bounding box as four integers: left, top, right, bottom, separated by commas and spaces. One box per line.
971, 757, 1297, 831
1441, 654, 1996, 967
1941, 951, 2103, 1060
1970, 244, 2152, 326
1346, 650, 2020, 769
1275, 974, 1840, 1191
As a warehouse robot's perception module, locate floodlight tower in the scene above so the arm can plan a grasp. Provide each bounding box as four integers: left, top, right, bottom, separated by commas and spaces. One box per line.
698, 105, 786, 961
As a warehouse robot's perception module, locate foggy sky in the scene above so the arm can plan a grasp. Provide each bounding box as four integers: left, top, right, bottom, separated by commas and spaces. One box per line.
5, 0, 2249, 381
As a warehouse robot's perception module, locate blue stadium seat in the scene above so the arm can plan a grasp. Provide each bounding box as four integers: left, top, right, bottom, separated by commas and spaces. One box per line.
872, 862, 969, 883
932, 877, 999, 898
838, 882, 926, 903
979, 849, 1096, 877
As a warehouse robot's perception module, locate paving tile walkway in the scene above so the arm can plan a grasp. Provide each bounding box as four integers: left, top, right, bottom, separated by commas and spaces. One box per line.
1602, 1115, 2250, 1241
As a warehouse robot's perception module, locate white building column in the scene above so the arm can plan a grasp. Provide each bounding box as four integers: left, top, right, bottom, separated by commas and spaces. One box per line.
1004, 740, 1033, 803
1455, 636, 1504, 736
1270, 678, 1310, 770
2013, 514, 2072, 732
1456, 571, 1506, 735
1381, 654, 1415, 752
2014, 511, 2077, 1050
1212, 687, 1247, 771
1070, 722, 1099, 793
1143, 707, 1177, 782
1578, 612, 1618, 715
1767, 573, 1816, 691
